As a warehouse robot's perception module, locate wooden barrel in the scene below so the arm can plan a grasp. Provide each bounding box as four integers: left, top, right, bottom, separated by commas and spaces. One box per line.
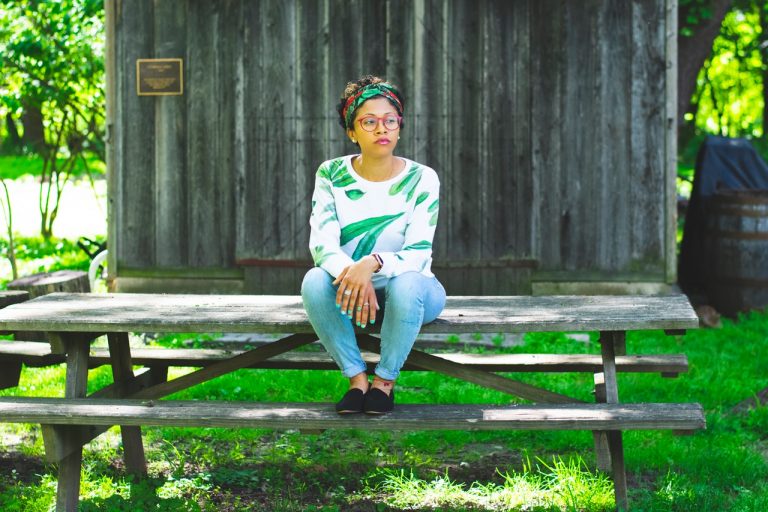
705, 189, 768, 316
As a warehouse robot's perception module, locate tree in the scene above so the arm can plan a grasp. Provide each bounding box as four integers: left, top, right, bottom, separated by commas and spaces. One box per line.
0, 0, 104, 239
679, 0, 734, 128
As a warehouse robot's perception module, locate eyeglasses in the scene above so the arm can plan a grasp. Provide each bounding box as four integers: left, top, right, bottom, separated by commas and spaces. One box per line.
357, 114, 402, 132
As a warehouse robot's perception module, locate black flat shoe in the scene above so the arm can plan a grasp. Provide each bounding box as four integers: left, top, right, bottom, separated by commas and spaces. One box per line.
335, 388, 366, 414
363, 388, 395, 415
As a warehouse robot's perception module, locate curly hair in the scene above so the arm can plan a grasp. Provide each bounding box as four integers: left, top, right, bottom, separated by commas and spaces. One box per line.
336, 75, 405, 132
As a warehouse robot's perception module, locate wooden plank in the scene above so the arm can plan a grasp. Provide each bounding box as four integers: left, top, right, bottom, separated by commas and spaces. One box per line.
0, 361, 21, 390
213, 0, 239, 268
608, 429, 628, 511
358, 335, 582, 404
385, 0, 415, 159
592, 372, 611, 472
55, 334, 91, 512
294, 0, 328, 265
327, 0, 363, 159
484, 1, 533, 270
107, 333, 146, 475
48, 369, 157, 463
665, 0, 679, 283
561, 1, 599, 271
598, 0, 631, 272
419, 0, 449, 259
153, 0, 188, 267
0, 293, 700, 334
446, 0, 482, 261
186, 0, 222, 267
0, 341, 690, 375
630, 0, 666, 277
0, 397, 706, 431
530, 0, 563, 269
104, 0, 118, 286
600, 331, 622, 403
0, 291, 29, 308
599, 330, 628, 511
117, 0, 155, 268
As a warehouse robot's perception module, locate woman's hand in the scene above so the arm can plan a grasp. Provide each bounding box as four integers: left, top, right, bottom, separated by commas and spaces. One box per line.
334, 256, 380, 326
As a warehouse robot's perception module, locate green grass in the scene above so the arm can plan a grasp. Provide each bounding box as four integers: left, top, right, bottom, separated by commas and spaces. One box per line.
0, 234, 103, 289
1, 310, 768, 510
0, 154, 105, 180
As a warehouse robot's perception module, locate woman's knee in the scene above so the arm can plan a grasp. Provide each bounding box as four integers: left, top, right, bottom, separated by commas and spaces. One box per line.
385, 272, 428, 311
301, 267, 334, 300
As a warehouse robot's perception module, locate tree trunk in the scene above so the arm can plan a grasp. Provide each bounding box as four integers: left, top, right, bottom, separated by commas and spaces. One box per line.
21, 102, 45, 151
4, 113, 22, 151
678, 0, 733, 127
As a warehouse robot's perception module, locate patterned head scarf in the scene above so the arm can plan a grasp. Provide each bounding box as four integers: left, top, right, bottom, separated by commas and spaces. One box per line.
342, 82, 404, 130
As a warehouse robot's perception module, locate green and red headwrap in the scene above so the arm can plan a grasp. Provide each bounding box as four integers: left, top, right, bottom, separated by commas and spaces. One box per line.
342, 82, 403, 129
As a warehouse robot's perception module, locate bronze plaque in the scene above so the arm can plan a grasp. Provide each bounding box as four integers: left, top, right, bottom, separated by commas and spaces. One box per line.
136, 58, 183, 96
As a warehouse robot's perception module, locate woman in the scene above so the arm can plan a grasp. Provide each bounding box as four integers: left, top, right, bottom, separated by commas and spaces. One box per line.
301, 75, 446, 415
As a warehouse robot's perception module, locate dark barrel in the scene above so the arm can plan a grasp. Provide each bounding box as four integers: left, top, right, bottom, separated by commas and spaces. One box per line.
705, 189, 768, 316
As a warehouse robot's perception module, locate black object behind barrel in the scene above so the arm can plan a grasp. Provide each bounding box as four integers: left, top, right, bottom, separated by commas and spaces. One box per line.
679, 136, 768, 307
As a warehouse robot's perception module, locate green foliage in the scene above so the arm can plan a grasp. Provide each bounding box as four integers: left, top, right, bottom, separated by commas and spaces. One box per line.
692, 7, 765, 138
680, 0, 719, 37
0, 0, 105, 237
0, 234, 100, 288
0, 154, 105, 180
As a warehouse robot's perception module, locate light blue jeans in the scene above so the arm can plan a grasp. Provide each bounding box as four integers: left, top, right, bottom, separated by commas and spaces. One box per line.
301, 267, 447, 381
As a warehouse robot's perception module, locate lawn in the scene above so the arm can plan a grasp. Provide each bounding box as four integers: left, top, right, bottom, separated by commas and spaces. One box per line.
0, 156, 767, 510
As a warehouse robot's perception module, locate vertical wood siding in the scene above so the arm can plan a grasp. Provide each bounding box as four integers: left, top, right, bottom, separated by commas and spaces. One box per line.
111, 0, 674, 293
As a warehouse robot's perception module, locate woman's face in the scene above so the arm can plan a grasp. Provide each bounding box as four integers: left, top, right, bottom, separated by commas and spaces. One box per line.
347, 97, 401, 156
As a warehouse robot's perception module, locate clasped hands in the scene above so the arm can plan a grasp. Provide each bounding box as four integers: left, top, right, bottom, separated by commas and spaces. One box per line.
333, 255, 380, 327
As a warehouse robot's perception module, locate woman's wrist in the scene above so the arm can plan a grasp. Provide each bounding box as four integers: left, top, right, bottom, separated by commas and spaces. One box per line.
368, 254, 382, 273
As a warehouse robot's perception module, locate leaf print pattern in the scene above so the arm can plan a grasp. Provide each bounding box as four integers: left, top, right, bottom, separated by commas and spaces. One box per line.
427, 199, 439, 226
340, 213, 404, 245
415, 191, 429, 206
319, 159, 356, 188
389, 164, 423, 202
403, 240, 432, 251
345, 189, 365, 200
311, 245, 337, 266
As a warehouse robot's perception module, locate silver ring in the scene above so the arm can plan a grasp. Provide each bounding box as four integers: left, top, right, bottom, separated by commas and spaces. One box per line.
343, 289, 352, 296
363, 302, 370, 306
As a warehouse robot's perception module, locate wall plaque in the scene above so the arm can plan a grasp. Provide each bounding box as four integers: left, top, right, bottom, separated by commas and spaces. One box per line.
136, 58, 183, 96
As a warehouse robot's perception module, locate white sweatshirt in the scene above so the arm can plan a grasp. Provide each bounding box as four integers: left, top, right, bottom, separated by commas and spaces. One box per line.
308, 154, 440, 288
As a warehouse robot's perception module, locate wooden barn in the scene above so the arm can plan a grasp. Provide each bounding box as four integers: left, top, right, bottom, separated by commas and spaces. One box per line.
105, 0, 677, 295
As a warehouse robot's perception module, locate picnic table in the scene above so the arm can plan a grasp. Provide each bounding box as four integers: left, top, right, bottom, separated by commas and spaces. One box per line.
0, 292, 704, 511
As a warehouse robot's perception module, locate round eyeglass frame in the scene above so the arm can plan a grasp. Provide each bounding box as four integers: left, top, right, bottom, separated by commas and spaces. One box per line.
356, 114, 402, 132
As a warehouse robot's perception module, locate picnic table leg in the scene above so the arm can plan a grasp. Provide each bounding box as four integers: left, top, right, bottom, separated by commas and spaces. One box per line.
0, 361, 22, 390
599, 330, 629, 511
592, 372, 612, 472
107, 333, 147, 475
55, 334, 91, 512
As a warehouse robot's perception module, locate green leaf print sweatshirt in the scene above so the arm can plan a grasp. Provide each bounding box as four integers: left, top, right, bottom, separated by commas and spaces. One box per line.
309, 155, 440, 289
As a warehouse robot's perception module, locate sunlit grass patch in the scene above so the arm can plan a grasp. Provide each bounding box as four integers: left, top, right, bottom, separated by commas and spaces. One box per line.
356, 456, 614, 511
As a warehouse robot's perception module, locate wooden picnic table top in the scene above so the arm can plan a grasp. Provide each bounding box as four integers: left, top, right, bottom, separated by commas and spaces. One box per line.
0, 292, 698, 334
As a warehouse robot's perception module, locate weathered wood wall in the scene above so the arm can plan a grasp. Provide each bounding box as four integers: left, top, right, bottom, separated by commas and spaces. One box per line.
107, 0, 676, 295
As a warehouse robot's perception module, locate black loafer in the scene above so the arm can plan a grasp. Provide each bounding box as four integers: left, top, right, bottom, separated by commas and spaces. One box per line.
335, 388, 366, 414
363, 388, 395, 415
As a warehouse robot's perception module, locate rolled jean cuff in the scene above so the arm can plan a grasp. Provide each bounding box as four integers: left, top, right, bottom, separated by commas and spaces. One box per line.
342, 363, 368, 379
374, 365, 399, 381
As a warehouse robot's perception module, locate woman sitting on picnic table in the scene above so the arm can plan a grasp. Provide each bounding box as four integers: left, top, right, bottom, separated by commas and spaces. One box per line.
302, 75, 446, 415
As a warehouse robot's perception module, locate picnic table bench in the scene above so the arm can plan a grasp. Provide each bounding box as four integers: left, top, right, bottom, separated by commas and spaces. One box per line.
0, 292, 703, 511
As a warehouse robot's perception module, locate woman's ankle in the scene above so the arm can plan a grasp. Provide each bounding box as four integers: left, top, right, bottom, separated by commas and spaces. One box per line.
349, 372, 369, 392
371, 376, 395, 395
